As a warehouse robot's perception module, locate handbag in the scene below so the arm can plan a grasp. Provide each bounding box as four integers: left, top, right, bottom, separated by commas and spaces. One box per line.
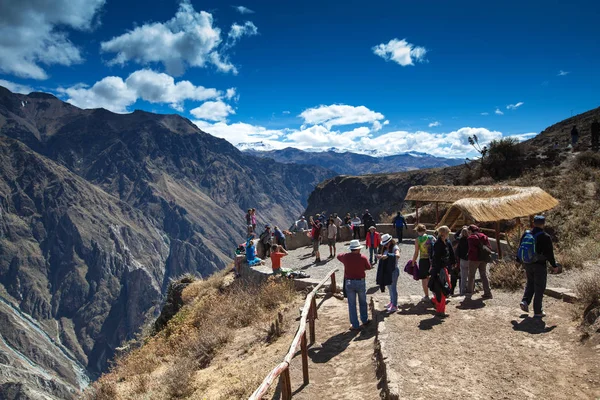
403, 259, 415, 275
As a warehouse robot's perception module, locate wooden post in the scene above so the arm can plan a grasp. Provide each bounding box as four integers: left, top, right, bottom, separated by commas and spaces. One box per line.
301, 332, 309, 385
435, 202, 439, 224
529, 215, 534, 229
311, 297, 318, 320
280, 368, 292, 400
415, 202, 420, 224
308, 301, 316, 344
495, 221, 502, 259
330, 273, 337, 293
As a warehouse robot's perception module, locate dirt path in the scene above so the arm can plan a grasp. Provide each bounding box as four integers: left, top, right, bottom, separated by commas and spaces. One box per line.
286, 295, 380, 400
379, 292, 600, 400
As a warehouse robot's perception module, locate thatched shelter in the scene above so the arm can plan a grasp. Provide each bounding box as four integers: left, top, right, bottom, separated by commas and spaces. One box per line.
404, 185, 559, 257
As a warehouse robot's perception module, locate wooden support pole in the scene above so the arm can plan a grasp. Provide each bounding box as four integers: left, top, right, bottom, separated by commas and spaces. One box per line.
311, 297, 318, 320
308, 302, 316, 344
495, 221, 502, 259
280, 368, 292, 400
529, 215, 534, 229
415, 202, 420, 224
330, 273, 337, 293
435, 202, 439, 224
301, 332, 309, 385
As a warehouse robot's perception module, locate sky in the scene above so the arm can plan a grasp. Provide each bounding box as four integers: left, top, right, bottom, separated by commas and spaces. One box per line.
0, 0, 598, 158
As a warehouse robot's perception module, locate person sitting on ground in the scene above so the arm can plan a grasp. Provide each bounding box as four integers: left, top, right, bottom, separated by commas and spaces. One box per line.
270, 244, 288, 275
327, 217, 338, 258
412, 224, 435, 301
259, 225, 273, 258
392, 211, 408, 243
591, 119, 600, 152
245, 236, 262, 267
454, 226, 470, 296
429, 226, 454, 317
376, 234, 400, 312
351, 214, 362, 239
517, 215, 560, 318
337, 240, 372, 331
295, 216, 309, 232
310, 216, 323, 263
466, 225, 493, 300
366, 226, 381, 265
273, 226, 286, 250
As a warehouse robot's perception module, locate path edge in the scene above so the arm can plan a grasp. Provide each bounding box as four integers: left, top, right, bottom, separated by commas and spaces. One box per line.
371, 297, 401, 400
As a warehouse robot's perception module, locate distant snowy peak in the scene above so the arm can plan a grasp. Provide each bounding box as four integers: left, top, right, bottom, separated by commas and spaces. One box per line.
236, 141, 275, 151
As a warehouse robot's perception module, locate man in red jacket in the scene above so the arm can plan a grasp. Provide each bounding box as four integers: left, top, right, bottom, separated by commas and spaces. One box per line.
337, 240, 372, 330
466, 225, 493, 299
365, 226, 381, 265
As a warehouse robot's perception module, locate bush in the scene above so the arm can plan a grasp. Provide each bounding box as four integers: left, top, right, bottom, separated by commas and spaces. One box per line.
556, 248, 585, 270
575, 269, 600, 309
489, 261, 525, 291
575, 151, 600, 169
486, 137, 523, 179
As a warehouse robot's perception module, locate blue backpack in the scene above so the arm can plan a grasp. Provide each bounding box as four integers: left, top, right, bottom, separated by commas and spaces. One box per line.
518, 230, 544, 264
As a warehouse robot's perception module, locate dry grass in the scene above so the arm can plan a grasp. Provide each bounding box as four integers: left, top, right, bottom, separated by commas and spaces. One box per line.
574, 151, 600, 169
575, 269, 600, 310
86, 275, 298, 399
489, 261, 525, 291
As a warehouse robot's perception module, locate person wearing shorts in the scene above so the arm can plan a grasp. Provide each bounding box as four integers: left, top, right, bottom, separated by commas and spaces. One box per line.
412, 223, 435, 301
327, 217, 338, 258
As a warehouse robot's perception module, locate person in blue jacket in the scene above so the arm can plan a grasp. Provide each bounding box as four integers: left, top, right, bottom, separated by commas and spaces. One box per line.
392, 212, 408, 243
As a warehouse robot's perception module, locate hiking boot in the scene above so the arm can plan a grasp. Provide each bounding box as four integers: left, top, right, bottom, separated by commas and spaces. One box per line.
533, 311, 546, 318
519, 301, 529, 313
481, 293, 493, 300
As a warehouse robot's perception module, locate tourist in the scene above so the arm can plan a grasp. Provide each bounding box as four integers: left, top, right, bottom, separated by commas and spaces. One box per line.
270, 244, 288, 275
344, 213, 352, 226
517, 216, 560, 318
273, 226, 287, 250
377, 234, 400, 312
366, 226, 381, 265
310, 216, 323, 263
259, 225, 273, 258
412, 224, 435, 301
454, 226, 470, 296
245, 208, 253, 234
327, 217, 338, 258
245, 236, 262, 267
362, 209, 375, 238
591, 119, 600, 152
351, 214, 362, 239
466, 225, 493, 300
318, 212, 327, 225
337, 240, 372, 331
333, 213, 343, 240
430, 226, 454, 317
392, 211, 408, 243
571, 125, 579, 148
295, 216, 309, 232
251, 208, 257, 233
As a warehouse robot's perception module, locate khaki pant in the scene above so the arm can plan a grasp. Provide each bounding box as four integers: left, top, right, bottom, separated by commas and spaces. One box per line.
467, 260, 492, 296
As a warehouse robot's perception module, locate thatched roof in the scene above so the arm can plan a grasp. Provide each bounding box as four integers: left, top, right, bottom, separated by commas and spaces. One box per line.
405, 185, 559, 225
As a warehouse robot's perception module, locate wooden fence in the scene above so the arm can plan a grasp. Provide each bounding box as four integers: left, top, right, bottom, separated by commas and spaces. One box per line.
249, 267, 340, 400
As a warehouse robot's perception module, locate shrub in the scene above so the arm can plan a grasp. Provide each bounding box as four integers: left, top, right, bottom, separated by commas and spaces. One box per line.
486, 137, 523, 179
556, 249, 585, 270
575, 269, 600, 310
575, 151, 600, 169
489, 261, 525, 291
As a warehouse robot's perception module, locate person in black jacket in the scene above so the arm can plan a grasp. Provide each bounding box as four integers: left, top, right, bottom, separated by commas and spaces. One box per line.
454, 226, 470, 295
517, 215, 560, 318
376, 234, 400, 312
362, 210, 375, 238
429, 226, 455, 317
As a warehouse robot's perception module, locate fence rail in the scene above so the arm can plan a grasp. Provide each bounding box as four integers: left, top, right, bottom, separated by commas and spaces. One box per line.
249, 267, 339, 400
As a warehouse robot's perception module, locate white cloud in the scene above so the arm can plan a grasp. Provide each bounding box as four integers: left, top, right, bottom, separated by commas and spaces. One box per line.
428, 121, 441, 127
0, 79, 34, 94
495, 108, 504, 115
100, 1, 257, 76
558, 70, 569, 76
225, 88, 237, 100
60, 69, 221, 113
506, 102, 524, 110
0, 0, 105, 79
372, 38, 427, 66
300, 104, 384, 129
282, 110, 291, 115
193, 120, 287, 145
228, 22, 258, 44
505, 132, 537, 142
190, 100, 235, 122
234, 6, 254, 14
480, 112, 489, 116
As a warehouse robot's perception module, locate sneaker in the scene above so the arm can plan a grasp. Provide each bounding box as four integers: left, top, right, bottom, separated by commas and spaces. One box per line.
481, 293, 493, 300
362, 320, 371, 326
315, 258, 321, 263
387, 306, 398, 312
519, 301, 529, 313
533, 311, 546, 318
350, 326, 361, 332
385, 302, 392, 309
421, 296, 430, 302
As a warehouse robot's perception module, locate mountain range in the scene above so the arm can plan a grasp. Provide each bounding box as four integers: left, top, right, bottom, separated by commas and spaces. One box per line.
0, 86, 335, 398
239, 144, 462, 175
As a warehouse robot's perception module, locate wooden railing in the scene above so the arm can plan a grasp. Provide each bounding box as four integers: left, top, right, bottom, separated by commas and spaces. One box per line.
249, 267, 339, 400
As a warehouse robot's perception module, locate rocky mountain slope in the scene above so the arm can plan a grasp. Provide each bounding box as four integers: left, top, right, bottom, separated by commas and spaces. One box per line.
0, 86, 335, 398
242, 146, 462, 175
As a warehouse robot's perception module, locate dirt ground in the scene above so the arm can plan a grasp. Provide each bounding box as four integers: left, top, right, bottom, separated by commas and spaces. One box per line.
379, 291, 600, 400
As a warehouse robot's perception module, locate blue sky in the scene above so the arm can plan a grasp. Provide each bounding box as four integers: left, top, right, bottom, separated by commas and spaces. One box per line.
0, 0, 598, 157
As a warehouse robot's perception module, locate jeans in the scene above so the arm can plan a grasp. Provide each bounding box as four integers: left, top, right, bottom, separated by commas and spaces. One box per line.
369, 247, 376, 264
276, 237, 287, 250
346, 279, 368, 328
395, 227, 404, 243
467, 261, 491, 296
522, 263, 548, 314
387, 267, 400, 307
459, 259, 469, 295
353, 226, 361, 239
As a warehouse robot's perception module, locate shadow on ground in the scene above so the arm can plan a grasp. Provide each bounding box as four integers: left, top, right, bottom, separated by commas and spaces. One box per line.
511, 317, 557, 334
